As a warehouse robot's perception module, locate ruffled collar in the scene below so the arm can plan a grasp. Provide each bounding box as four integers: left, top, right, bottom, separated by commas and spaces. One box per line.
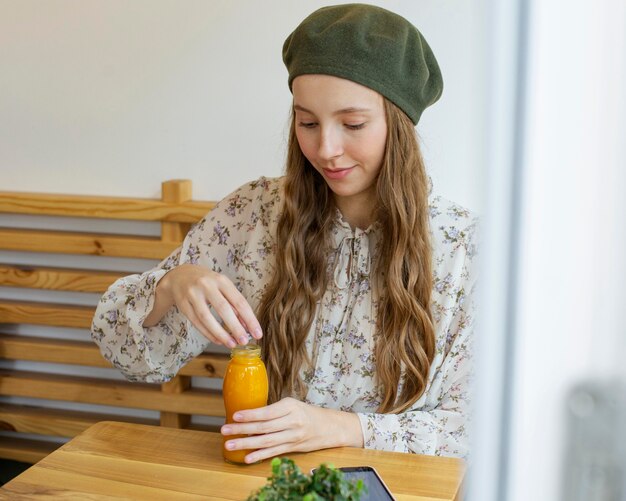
331, 209, 381, 289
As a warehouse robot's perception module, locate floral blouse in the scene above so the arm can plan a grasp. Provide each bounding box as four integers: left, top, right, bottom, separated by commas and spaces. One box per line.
92, 177, 478, 458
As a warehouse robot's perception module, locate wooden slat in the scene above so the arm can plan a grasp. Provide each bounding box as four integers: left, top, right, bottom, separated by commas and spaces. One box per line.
158, 179, 197, 436
0, 404, 218, 440
0, 334, 229, 378
160, 376, 191, 428
0, 264, 122, 293
0, 335, 110, 368
0, 190, 215, 223
0, 404, 155, 438
0, 436, 60, 464
178, 351, 229, 378
187, 422, 221, 434
0, 301, 94, 329
0, 371, 225, 416
161, 180, 192, 243
0, 228, 177, 259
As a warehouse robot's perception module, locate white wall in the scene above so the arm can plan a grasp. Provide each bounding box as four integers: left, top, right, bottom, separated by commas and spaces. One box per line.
0, 0, 487, 212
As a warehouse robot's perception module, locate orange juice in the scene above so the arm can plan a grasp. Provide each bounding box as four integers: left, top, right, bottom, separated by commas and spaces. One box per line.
222, 344, 268, 464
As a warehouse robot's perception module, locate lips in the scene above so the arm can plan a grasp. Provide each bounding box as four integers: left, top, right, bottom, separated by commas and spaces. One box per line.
322, 166, 355, 180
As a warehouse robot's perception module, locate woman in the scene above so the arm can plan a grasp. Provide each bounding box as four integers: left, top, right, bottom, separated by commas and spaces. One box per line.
92, 4, 477, 462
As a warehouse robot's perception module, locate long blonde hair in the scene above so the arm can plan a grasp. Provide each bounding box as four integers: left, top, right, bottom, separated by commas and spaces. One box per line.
257, 99, 435, 413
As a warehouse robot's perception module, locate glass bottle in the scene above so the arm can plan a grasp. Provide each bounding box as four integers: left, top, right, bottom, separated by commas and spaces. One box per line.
222, 344, 268, 464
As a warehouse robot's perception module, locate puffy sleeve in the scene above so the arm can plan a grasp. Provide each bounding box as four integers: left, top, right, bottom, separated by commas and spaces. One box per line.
356, 214, 478, 458
91, 177, 280, 383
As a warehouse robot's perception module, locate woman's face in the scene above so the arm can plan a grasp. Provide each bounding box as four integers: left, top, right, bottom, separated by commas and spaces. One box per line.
292, 74, 387, 218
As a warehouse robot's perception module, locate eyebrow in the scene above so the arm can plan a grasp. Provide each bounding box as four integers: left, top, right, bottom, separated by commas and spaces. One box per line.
293, 104, 371, 115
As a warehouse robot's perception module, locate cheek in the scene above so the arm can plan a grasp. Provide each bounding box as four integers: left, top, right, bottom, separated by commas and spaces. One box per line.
295, 130, 315, 160
375, 126, 388, 165
359, 129, 387, 167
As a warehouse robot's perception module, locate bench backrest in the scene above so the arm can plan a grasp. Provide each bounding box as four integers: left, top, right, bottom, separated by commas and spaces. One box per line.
0, 180, 226, 463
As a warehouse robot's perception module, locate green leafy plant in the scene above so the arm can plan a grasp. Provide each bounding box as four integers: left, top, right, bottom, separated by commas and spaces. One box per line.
246, 457, 366, 501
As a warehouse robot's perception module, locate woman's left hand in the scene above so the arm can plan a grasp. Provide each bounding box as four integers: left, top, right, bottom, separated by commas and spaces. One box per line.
220, 397, 364, 464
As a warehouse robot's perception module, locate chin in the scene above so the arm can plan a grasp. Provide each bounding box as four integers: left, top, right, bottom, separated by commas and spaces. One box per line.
326, 185, 361, 199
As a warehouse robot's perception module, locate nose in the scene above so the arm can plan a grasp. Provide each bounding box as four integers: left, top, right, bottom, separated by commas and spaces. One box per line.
318, 126, 344, 161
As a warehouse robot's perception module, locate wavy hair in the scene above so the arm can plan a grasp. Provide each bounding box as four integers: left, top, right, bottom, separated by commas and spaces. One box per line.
257, 99, 435, 413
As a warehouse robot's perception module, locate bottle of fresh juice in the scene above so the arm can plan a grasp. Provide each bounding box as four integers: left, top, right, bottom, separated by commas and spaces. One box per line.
222, 344, 268, 464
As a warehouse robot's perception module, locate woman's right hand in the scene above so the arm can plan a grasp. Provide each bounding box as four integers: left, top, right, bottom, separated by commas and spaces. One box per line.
144, 264, 262, 348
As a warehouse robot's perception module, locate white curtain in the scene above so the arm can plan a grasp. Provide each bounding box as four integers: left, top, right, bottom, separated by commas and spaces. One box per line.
473, 1, 626, 500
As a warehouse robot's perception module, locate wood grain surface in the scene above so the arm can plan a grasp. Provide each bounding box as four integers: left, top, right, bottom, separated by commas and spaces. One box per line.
0, 371, 225, 415
0, 264, 122, 292
0, 421, 466, 500
0, 334, 229, 377
0, 228, 178, 259
0, 189, 215, 222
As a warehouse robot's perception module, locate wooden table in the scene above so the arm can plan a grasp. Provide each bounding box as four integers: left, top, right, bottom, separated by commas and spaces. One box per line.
1, 421, 465, 500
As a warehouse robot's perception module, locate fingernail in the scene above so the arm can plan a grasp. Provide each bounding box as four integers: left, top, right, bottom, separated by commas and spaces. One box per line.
238, 336, 248, 345
226, 441, 235, 450
233, 413, 242, 421
245, 455, 256, 464
227, 339, 236, 348
222, 426, 231, 434
254, 328, 262, 339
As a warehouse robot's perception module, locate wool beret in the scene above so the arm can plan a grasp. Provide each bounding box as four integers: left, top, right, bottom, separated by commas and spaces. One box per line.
282, 3, 443, 125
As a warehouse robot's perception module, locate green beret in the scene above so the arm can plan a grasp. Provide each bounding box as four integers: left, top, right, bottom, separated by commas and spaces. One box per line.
282, 3, 443, 125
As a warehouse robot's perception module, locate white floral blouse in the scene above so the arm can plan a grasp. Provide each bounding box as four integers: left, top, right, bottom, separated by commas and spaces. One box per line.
92, 177, 478, 458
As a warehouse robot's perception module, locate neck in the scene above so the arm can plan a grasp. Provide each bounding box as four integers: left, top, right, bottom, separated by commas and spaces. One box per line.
335, 195, 375, 230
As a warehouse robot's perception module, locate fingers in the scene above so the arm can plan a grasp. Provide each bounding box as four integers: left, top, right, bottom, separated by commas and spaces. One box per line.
221, 399, 306, 461
168, 266, 263, 347
222, 400, 294, 435
222, 414, 291, 437
228, 431, 297, 464
182, 298, 237, 348
220, 399, 346, 464
217, 278, 263, 341
200, 287, 248, 345
230, 399, 293, 423
243, 443, 296, 464
220, 400, 353, 464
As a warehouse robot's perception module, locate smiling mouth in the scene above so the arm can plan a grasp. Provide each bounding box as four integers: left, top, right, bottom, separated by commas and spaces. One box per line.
322, 166, 355, 179
324, 167, 352, 172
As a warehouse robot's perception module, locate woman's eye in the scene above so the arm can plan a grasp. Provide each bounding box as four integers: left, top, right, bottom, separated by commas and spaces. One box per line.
298, 121, 317, 129
345, 123, 366, 130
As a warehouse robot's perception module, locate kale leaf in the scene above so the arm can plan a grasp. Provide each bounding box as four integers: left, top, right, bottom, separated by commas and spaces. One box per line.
247, 457, 366, 501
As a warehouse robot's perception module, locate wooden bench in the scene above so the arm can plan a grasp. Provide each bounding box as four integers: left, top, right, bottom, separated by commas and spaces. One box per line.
0, 180, 229, 463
